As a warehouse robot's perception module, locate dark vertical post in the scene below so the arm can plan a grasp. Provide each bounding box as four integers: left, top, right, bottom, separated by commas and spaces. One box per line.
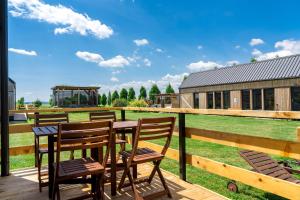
178, 113, 186, 181
1, 0, 9, 176
121, 109, 125, 121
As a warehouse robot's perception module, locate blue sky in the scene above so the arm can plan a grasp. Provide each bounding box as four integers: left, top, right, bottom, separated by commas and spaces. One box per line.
8, 0, 300, 101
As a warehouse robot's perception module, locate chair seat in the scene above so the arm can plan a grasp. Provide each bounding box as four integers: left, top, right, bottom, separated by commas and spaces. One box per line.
121, 148, 164, 164
55, 158, 104, 180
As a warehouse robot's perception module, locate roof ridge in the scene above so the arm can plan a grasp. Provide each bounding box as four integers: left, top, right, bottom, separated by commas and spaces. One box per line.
189, 53, 300, 75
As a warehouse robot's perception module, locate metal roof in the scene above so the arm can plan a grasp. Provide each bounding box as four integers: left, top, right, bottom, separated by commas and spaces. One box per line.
180, 54, 300, 89
52, 85, 100, 90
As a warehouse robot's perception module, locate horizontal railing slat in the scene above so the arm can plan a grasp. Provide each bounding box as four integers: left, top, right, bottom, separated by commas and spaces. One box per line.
184, 127, 300, 160
138, 141, 300, 200
9, 106, 300, 119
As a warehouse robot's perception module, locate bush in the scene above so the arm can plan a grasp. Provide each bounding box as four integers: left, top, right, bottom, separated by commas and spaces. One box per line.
33, 99, 42, 108
129, 99, 148, 107
112, 99, 128, 107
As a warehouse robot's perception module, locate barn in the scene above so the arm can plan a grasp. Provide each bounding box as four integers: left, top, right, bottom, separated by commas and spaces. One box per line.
179, 54, 300, 111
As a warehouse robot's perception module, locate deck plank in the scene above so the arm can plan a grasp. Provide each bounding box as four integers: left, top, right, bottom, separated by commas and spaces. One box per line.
0, 164, 227, 200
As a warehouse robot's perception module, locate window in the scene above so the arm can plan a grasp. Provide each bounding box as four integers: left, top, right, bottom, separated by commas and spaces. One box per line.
252, 89, 262, 110
242, 89, 250, 110
264, 88, 274, 110
215, 92, 221, 109
291, 87, 300, 111
207, 92, 214, 109
223, 91, 230, 109
193, 93, 199, 109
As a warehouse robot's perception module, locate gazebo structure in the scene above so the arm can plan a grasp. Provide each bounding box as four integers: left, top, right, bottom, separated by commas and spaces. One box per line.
51, 85, 100, 107
155, 93, 180, 108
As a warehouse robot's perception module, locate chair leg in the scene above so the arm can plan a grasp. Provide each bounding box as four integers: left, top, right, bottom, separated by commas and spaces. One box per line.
34, 136, 38, 167
126, 169, 143, 200
117, 166, 129, 191
156, 166, 172, 198
147, 161, 159, 184
38, 152, 43, 192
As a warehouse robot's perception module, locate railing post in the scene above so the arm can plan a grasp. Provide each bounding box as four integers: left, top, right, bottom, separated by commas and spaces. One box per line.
1, 0, 10, 176
121, 109, 126, 121
178, 113, 186, 181
297, 127, 300, 142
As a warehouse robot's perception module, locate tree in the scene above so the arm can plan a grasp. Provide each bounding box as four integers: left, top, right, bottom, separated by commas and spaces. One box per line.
17, 97, 25, 108
101, 94, 107, 106
49, 98, 54, 107
112, 90, 119, 102
183, 75, 188, 81
98, 94, 102, 105
149, 84, 161, 102
120, 88, 128, 100
108, 91, 112, 105
250, 57, 257, 63
33, 99, 42, 108
139, 86, 147, 99
165, 83, 175, 94
128, 87, 136, 101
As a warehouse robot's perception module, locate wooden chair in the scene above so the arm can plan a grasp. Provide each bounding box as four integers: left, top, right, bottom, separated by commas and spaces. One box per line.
89, 111, 127, 154
52, 121, 113, 200
34, 112, 69, 192
118, 117, 176, 199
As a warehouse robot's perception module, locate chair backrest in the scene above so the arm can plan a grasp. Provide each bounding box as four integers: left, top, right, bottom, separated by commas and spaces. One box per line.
56, 121, 113, 168
34, 112, 69, 127
132, 117, 176, 157
89, 111, 116, 122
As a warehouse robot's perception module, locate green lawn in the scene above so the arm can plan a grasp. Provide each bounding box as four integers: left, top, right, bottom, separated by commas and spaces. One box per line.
9, 111, 300, 200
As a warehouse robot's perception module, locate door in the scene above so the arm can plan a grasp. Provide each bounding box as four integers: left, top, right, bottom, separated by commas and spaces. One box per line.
291, 87, 300, 111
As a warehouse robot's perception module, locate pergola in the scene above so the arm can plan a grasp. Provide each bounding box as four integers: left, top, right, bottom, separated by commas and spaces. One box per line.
51, 85, 100, 107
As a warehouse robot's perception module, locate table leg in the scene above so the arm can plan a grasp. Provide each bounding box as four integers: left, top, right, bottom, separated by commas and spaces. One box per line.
132, 128, 137, 179
48, 135, 54, 198
111, 131, 117, 196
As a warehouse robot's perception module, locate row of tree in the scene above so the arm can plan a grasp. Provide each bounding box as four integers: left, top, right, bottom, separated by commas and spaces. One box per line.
98, 83, 175, 106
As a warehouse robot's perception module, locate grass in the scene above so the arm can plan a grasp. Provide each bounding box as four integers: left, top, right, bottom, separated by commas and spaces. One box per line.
8, 110, 300, 200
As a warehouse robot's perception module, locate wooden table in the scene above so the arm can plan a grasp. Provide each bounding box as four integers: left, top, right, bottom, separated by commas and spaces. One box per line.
32, 120, 138, 198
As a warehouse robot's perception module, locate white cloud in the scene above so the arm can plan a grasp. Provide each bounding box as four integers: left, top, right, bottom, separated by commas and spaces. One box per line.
235, 45, 240, 49
8, 48, 37, 56
110, 77, 119, 82
252, 39, 300, 60
75, 51, 103, 63
76, 51, 130, 68
99, 55, 130, 68
197, 45, 203, 50
99, 73, 188, 95
156, 48, 163, 53
143, 58, 151, 67
249, 38, 264, 46
112, 70, 122, 75
133, 39, 149, 46
251, 48, 262, 57
187, 60, 223, 72
226, 60, 240, 66
8, 0, 113, 39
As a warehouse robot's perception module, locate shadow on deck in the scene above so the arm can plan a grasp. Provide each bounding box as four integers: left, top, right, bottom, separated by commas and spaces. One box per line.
0, 164, 227, 200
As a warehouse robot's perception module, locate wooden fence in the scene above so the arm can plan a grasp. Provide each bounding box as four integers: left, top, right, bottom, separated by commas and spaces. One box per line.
6, 107, 300, 199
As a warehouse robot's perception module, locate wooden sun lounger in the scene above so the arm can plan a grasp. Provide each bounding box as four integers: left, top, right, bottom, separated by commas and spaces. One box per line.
240, 150, 300, 184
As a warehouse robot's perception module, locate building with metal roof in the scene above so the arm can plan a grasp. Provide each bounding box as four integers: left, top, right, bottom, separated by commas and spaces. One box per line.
179, 54, 300, 111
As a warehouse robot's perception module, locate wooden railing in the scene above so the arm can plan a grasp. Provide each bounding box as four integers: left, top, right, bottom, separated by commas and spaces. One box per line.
7, 107, 300, 200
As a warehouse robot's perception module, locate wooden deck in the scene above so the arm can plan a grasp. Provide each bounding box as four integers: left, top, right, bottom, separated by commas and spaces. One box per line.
0, 164, 227, 200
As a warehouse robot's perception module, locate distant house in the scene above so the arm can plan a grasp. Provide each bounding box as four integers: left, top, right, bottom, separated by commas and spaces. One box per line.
155, 93, 180, 108
51, 85, 100, 107
8, 78, 16, 110
180, 54, 300, 111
